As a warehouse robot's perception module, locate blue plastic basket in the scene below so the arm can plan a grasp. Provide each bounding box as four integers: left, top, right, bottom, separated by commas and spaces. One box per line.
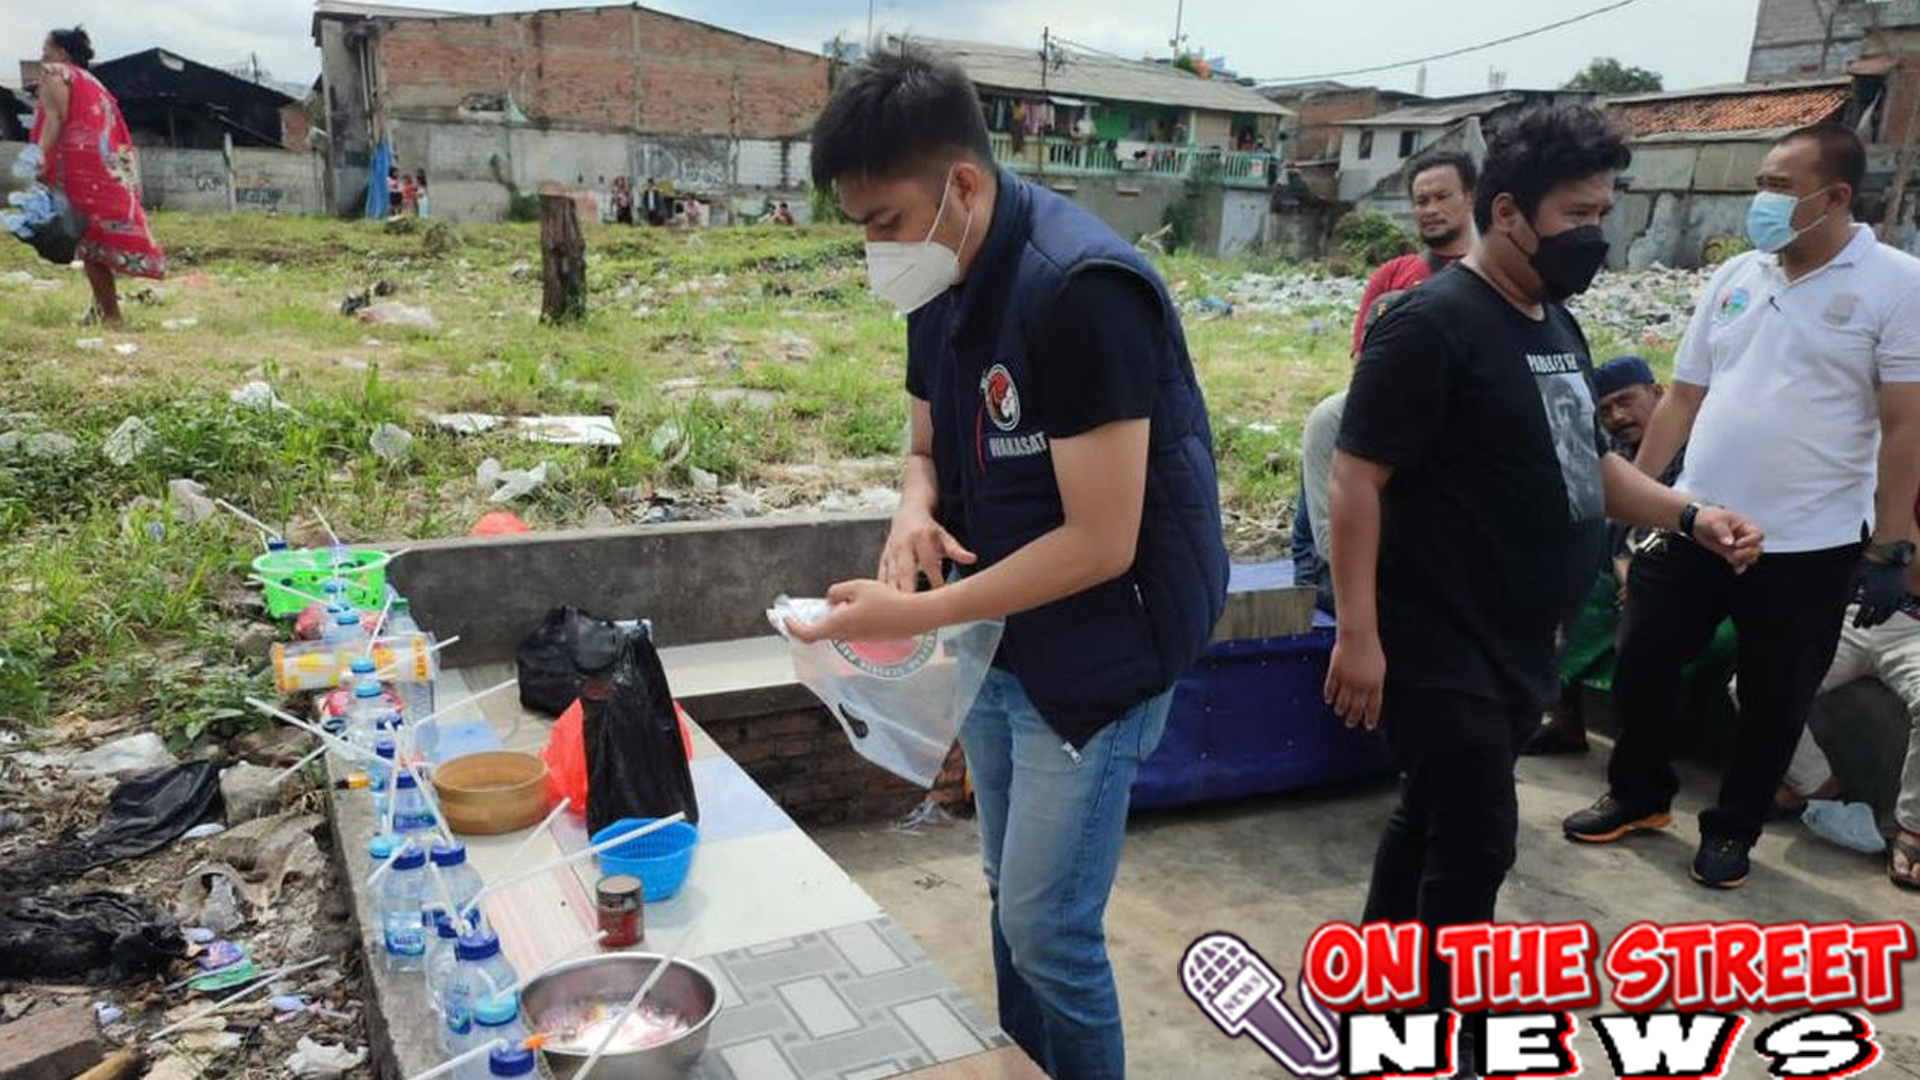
591, 818, 698, 902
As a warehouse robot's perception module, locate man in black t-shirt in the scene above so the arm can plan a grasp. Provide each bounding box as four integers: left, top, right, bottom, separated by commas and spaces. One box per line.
1325, 107, 1763, 1028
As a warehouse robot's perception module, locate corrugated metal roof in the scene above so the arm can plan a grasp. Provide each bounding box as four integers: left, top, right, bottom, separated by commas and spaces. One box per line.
908, 36, 1292, 117
1344, 92, 1525, 128
1608, 80, 1851, 137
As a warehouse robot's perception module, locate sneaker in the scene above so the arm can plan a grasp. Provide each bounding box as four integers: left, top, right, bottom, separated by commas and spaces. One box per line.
1521, 723, 1589, 756
1563, 794, 1672, 843
1691, 834, 1751, 889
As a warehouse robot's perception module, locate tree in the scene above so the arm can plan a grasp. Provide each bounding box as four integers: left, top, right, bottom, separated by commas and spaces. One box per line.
1563, 57, 1663, 95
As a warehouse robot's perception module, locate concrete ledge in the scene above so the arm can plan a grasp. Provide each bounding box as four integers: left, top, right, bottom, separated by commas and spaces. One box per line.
388, 513, 889, 666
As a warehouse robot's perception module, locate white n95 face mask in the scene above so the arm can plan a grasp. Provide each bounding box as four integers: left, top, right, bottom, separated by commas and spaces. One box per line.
864, 172, 975, 315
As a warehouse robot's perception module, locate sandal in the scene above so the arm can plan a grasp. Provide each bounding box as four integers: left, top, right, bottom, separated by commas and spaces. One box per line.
1891, 836, 1920, 891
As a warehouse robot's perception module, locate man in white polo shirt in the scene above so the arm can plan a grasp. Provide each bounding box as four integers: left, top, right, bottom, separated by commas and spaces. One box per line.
1564, 123, 1920, 889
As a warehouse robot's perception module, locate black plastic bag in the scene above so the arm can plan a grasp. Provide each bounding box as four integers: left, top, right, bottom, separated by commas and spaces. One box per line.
585, 631, 699, 832
17, 188, 87, 266
12, 761, 225, 888
516, 606, 626, 715
0, 890, 182, 983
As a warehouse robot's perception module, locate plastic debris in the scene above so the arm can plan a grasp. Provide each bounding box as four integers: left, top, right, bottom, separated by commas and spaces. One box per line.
161, 316, 199, 330
93, 1001, 124, 1026
477, 458, 552, 503
104, 416, 156, 466
369, 422, 413, 462
181, 822, 227, 840
195, 940, 246, 972
111, 342, 139, 356
269, 994, 306, 1013
1802, 799, 1887, 855
75, 337, 104, 350
355, 301, 436, 329
167, 478, 216, 524
0, 431, 78, 460
228, 381, 289, 410
286, 1036, 366, 1079
0, 891, 182, 982
183, 927, 217, 945
437, 413, 621, 446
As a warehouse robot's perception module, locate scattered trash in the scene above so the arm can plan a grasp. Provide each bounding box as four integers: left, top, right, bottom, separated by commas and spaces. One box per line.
0, 890, 183, 982
111, 342, 139, 356
195, 940, 247, 972
582, 505, 619, 530
772, 329, 818, 361
477, 458, 552, 503
1802, 799, 1888, 855
285, 1036, 366, 1079
13, 730, 178, 778
219, 761, 286, 825
167, 478, 216, 524
1199, 295, 1234, 317
270, 994, 306, 1013
75, 337, 104, 350
228, 381, 289, 410
10, 761, 222, 888
0, 810, 27, 835
181, 822, 227, 841
93, 1001, 124, 1026
183, 926, 217, 945
0, 430, 78, 459
703, 387, 782, 410
892, 799, 957, 834
470, 510, 531, 536
689, 466, 719, 493
649, 420, 690, 466
161, 316, 199, 330
369, 422, 414, 462
1, 269, 35, 285
355, 301, 436, 329
373, 278, 398, 297
104, 416, 156, 466
178, 871, 246, 937
436, 412, 621, 447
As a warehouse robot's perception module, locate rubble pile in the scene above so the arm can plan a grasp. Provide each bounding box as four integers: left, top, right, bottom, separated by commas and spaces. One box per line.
1567, 266, 1714, 346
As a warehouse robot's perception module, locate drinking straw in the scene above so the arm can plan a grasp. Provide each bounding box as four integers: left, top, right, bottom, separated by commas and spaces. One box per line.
401, 1038, 508, 1080
149, 956, 329, 1041
458, 814, 686, 921
498, 797, 570, 870
244, 698, 381, 765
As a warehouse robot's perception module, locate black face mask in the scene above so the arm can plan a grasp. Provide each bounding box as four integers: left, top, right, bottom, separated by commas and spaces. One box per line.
1522, 222, 1610, 303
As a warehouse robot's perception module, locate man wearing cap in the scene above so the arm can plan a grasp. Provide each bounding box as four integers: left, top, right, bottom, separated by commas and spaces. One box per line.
1525, 356, 1729, 753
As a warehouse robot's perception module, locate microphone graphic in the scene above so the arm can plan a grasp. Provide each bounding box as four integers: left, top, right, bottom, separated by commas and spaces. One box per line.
1182, 933, 1343, 1078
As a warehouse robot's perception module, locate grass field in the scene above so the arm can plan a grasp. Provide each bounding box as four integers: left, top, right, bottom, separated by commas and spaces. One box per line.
0, 210, 1681, 744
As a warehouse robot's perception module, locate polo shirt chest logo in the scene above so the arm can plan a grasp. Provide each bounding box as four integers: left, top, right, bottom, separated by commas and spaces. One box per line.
1714, 286, 1751, 324
1823, 293, 1859, 327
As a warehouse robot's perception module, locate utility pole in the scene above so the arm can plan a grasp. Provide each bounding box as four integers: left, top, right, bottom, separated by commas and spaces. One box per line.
1169, 0, 1186, 59
866, 0, 875, 50
1039, 27, 1050, 183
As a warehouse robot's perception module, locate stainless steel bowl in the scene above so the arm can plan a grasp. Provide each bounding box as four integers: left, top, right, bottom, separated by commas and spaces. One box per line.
520, 953, 720, 1080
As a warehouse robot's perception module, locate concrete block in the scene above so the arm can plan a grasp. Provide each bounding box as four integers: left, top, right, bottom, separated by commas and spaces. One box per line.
0, 1003, 105, 1080
386, 514, 889, 665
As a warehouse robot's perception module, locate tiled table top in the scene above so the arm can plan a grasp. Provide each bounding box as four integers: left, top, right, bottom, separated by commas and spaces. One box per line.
335, 663, 1019, 1080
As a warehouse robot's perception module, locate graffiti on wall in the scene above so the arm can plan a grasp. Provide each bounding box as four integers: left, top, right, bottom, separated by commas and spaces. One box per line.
635, 139, 731, 193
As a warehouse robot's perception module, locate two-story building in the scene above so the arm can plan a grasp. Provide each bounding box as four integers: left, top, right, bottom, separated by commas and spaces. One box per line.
908, 36, 1293, 255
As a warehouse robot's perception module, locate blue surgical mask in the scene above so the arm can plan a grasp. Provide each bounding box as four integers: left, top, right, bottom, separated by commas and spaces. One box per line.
1746, 187, 1830, 254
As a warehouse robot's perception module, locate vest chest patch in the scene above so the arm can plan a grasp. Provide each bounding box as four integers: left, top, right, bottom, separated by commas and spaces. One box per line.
982, 363, 1022, 431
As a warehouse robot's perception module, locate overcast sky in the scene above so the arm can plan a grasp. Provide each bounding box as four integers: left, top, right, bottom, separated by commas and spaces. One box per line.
4, 0, 1761, 98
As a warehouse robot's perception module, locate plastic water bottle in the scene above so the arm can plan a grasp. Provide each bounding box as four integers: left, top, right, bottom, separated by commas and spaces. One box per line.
345, 679, 388, 756
370, 738, 397, 821
444, 929, 518, 1050
486, 1045, 536, 1079
426, 908, 462, 1013
324, 608, 367, 653
457, 993, 530, 1080
430, 841, 487, 929
389, 770, 435, 840
377, 846, 429, 973
266, 536, 289, 554
389, 594, 420, 635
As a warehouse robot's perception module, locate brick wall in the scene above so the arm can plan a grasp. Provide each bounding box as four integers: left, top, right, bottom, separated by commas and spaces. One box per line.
1747, 0, 1870, 80
378, 6, 827, 138
1284, 89, 1385, 162
701, 707, 971, 827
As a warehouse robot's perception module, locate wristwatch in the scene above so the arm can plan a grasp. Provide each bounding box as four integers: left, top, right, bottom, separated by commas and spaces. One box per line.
1679, 502, 1704, 539
1865, 540, 1917, 567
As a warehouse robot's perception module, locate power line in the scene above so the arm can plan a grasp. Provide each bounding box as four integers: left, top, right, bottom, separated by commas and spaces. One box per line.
1254, 0, 1649, 85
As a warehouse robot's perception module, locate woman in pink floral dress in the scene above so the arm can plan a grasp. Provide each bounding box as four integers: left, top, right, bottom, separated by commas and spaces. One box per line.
29, 28, 166, 326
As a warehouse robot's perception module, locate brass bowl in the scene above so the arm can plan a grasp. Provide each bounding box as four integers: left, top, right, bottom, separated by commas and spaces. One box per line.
429, 751, 548, 835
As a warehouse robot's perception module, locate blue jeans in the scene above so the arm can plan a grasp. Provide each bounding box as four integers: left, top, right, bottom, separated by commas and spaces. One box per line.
958, 668, 1173, 1080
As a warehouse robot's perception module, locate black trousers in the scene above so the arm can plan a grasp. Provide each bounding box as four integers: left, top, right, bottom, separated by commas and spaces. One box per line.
1607, 535, 1858, 843
1363, 683, 1536, 1010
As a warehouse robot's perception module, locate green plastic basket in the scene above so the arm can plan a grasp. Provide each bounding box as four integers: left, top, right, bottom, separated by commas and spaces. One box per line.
252, 548, 391, 618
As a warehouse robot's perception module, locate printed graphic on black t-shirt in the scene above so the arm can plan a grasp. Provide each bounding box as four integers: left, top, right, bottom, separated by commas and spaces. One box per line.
1528, 351, 1605, 523
1336, 265, 1610, 708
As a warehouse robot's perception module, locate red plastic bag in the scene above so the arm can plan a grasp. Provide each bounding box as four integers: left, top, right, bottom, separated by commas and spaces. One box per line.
540, 698, 695, 816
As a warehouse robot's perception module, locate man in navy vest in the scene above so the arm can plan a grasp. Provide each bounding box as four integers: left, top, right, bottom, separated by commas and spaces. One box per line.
789, 46, 1228, 1080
